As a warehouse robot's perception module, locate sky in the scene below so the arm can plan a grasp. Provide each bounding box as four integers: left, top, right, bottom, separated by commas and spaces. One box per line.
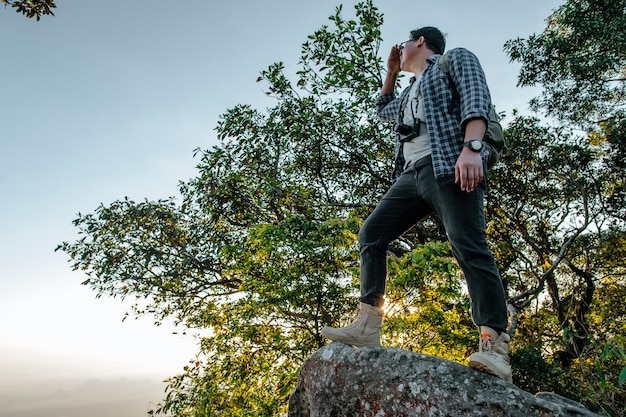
0, 0, 562, 414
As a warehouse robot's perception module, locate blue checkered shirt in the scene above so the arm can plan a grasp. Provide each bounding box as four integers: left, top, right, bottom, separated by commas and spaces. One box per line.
376, 47, 492, 181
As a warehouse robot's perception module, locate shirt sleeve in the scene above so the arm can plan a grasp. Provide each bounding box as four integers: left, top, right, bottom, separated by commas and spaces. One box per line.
375, 93, 401, 123
446, 48, 491, 129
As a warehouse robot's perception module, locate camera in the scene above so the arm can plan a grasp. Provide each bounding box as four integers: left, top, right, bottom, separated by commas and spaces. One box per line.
394, 120, 422, 142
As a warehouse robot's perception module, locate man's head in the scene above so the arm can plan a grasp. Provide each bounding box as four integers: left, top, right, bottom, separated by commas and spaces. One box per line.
409, 26, 446, 55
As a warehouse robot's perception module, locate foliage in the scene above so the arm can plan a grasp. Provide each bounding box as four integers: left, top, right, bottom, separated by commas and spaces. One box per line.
1, 0, 55, 20
488, 115, 601, 363
509, 346, 564, 395
498, 1, 626, 413
511, 340, 626, 417
384, 242, 476, 362
486, 111, 626, 414
584, 341, 626, 416
503, 0, 626, 128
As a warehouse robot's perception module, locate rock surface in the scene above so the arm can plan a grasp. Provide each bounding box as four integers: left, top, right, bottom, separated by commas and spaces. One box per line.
288, 342, 600, 417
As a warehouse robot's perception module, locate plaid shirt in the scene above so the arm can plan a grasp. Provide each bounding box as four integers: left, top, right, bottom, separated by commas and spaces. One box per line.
376, 47, 492, 181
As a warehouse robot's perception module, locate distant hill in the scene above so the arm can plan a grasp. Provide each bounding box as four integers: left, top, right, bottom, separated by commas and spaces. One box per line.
0, 378, 166, 417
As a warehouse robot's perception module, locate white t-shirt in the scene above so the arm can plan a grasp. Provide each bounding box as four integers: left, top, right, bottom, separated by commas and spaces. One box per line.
402, 71, 431, 170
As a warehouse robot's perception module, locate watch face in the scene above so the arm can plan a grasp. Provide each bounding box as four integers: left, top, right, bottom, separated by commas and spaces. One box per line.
470, 140, 482, 151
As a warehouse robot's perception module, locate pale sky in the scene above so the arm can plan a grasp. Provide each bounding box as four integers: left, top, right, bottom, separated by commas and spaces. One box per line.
0, 0, 561, 412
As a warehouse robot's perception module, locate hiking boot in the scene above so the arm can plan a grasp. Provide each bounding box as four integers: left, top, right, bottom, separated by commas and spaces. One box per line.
321, 302, 383, 348
468, 331, 513, 383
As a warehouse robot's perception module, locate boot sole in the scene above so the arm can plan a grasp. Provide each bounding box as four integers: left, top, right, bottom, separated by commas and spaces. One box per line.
468, 359, 513, 383
320, 329, 380, 348
323, 337, 381, 348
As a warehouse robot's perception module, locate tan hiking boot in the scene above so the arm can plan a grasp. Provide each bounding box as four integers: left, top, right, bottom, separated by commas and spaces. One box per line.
321, 302, 383, 348
468, 331, 513, 383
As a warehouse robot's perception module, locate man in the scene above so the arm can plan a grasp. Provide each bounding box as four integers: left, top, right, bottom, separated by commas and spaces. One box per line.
321, 27, 512, 383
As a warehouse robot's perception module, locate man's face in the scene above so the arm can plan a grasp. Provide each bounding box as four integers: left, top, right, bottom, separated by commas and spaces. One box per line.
399, 38, 418, 70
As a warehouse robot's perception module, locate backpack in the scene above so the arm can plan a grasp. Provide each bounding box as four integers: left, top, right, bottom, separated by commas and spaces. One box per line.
438, 52, 506, 170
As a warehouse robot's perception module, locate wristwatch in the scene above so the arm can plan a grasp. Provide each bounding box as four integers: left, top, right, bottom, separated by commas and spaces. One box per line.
463, 140, 484, 152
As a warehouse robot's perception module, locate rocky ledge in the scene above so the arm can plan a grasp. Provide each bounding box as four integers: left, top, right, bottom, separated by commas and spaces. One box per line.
288, 342, 599, 417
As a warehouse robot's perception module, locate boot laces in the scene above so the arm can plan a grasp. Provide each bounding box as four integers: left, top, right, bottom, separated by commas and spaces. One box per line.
480, 334, 509, 361
480, 334, 493, 353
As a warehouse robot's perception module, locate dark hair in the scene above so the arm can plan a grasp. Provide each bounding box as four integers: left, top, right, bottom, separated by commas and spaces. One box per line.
410, 26, 446, 55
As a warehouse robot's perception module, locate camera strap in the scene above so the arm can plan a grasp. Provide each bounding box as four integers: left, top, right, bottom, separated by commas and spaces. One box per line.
399, 73, 424, 133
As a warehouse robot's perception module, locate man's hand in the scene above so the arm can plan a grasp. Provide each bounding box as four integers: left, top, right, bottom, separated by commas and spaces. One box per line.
387, 45, 401, 75
455, 148, 484, 192
456, 119, 487, 192
380, 46, 401, 96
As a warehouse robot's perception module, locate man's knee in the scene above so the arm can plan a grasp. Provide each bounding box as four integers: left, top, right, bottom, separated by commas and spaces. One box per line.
358, 230, 388, 254
357, 218, 378, 246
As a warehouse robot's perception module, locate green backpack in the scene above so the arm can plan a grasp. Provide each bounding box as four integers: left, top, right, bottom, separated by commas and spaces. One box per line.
438, 52, 506, 170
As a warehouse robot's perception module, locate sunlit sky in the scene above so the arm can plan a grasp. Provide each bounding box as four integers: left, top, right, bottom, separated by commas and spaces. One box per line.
1, 0, 561, 388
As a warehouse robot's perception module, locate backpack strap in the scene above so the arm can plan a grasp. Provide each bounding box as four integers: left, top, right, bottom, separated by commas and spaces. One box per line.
438, 52, 460, 104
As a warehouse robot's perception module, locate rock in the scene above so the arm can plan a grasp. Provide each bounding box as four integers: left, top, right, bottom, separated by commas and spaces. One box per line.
288, 342, 600, 417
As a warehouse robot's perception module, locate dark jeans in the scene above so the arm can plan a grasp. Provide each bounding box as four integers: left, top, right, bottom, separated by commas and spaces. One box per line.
358, 156, 508, 331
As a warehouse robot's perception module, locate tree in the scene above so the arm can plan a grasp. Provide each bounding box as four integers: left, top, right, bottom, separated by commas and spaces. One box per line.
488, 116, 610, 363
2, 0, 56, 20
503, 0, 626, 128
500, 0, 626, 413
